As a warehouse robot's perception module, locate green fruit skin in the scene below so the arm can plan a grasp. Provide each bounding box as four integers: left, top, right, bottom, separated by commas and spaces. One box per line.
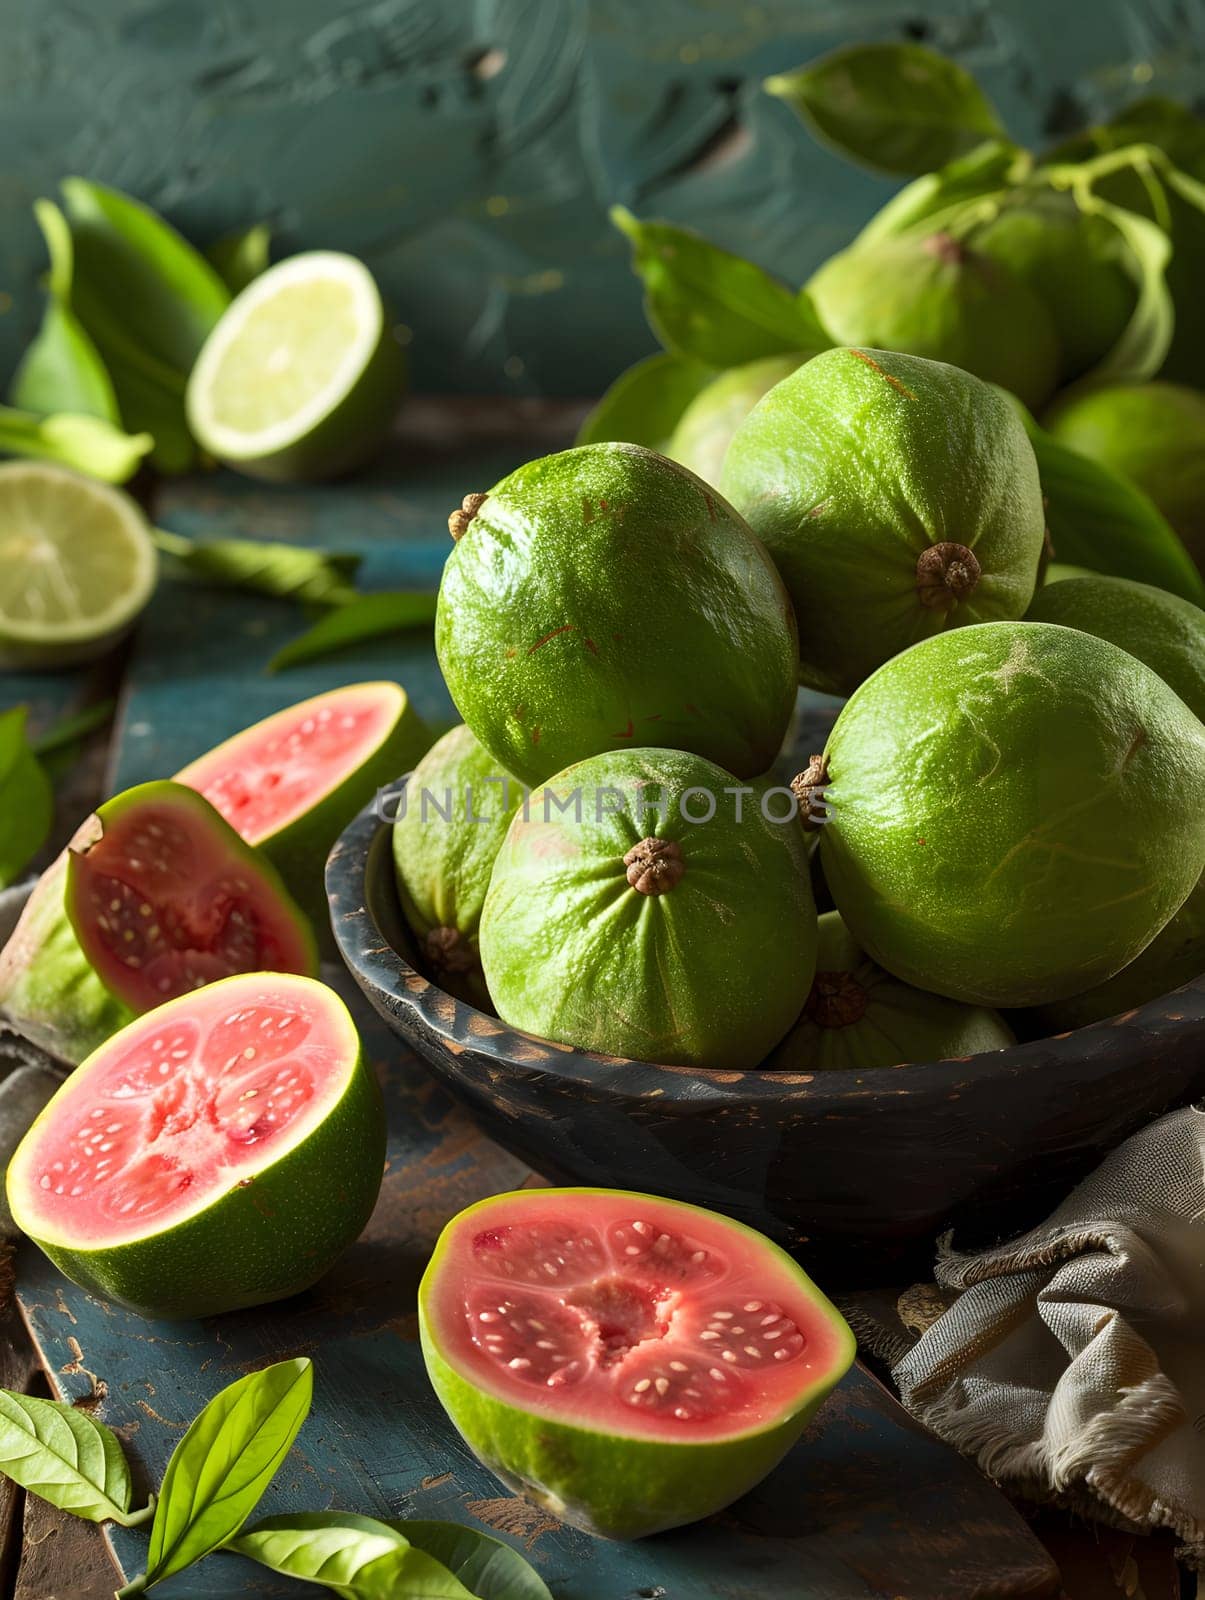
971, 199, 1136, 382
0, 856, 135, 1063
666, 355, 805, 486
767, 911, 1014, 1072
480, 748, 817, 1070
1025, 873, 1205, 1033
721, 348, 1046, 696
417, 1188, 855, 1540
1026, 574, 1205, 722
7, 979, 385, 1318
806, 232, 1061, 412
392, 724, 521, 1004
1044, 383, 1205, 572
1042, 563, 1100, 586
818, 622, 1205, 1007
436, 443, 798, 787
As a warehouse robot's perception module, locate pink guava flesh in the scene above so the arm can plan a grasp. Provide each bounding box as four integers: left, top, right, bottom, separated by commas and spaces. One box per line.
427, 1192, 845, 1440
17, 978, 344, 1243
176, 683, 403, 843
70, 795, 313, 1013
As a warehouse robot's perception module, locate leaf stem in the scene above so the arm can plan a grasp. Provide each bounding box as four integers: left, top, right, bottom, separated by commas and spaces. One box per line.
117, 1495, 156, 1528
114, 1576, 148, 1598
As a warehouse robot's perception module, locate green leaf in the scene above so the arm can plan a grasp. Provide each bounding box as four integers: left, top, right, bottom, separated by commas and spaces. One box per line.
399, 1521, 554, 1600
766, 42, 1004, 177
0, 405, 153, 483
143, 1357, 312, 1589
1070, 195, 1174, 384
853, 141, 1025, 247
30, 699, 116, 786
0, 1388, 138, 1525
612, 207, 832, 367
576, 352, 716, 451
153, 529, 360, 606
269, 590, 438, 673
0, 708, 52, 887
1043, 98, 1205, 179
206, 223, 271, 295
11, 298, 119, 424
230, 1512, 475, 1600
1024, 417, 1205, 606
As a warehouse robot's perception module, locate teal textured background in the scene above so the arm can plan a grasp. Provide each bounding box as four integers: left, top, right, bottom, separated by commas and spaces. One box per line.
1, 0, 1202, 395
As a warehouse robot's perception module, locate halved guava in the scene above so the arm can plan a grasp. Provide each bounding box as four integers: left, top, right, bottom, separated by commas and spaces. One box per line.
176, 680, 431, 932
418, 1187, 855, 1539
391, 724, 521, 1004
435, 443, 798, 787
6, 971, 384, 1318
479, 748, 817, 1070
767, 911, 1015, 1072
720, 348, 1046, 696
807, 622, 1205, 1008
0, 781, 317, 1063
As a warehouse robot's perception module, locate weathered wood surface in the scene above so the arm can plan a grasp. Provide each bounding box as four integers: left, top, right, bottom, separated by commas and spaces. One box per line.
10, 402, 1064, 1597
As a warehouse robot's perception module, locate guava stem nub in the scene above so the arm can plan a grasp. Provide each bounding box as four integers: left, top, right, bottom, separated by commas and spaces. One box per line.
624, 838, 685, 895
791, 754, 830, 833
448, 492, 488, 540
916, 542, 982, 610
805, 971, 869, 1028
424, 925, 477, 975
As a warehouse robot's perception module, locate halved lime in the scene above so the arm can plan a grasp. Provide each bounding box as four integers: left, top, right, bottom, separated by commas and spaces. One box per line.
186, 251, 405, 482
0, 463, 157, 669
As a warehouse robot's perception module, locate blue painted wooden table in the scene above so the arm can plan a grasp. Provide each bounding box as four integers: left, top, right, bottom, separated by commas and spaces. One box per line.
5, 400, 1065, 1600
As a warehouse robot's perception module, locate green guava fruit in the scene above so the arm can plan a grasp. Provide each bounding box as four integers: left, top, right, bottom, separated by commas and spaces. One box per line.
800, 621, 1205, 1007
6, 971, 384, 1318
176, 681, 432, 934
479, 748, 817, 1070
1025, 873, 1205, 1033
0, 781, 317, 1063
666, 355, 803, 486
418, 1186, 855, 1539
1026, 574, 1205, 721
435, 443, 798, 787
720, 347, 1046, 696
1044, 382, 1205, 572
1042, 563, 1099, 586
391, 724, 521, 1003
767, 911, 1015, 1072
970, 196, 1136, 381
805, 230, 1061, 411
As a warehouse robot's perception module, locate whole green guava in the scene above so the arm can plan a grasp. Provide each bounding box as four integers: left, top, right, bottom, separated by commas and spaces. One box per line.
436, 444, 798, 787
1044, 382, 1205, 572
766, 911, 1014, 1072
666, 355, 803, 486
806, 230, 1061, 411
720, 347, 1046, 695
971, 195, 1136, 382
802, 621, 1205, 1007
479, 747, 817, 1070
392, 724, 521, 1004
1026, 573, 1205, 721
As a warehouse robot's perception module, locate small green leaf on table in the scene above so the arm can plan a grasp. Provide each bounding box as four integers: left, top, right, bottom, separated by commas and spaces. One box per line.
231, 1511, 475, 1599
269, 590, 439, 673
577, 351, 716, 451
611, 207, 832, 367
10, 297, 120, 425
0, 1388, 145, 1525
765, 41, 1005, 176
399, 1520, 554, 1600
140, 1356, 312, 1589
206, 222, 272, 295
0, 708, 53, 887
0, 405, 152, 483
153, 528, 361, 606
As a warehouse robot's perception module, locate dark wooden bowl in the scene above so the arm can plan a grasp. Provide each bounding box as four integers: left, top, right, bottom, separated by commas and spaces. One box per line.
327, 790, 1205, 1288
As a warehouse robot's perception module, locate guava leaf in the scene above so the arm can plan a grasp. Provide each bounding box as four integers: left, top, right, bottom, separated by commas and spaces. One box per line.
1060, 195, 1171, 384
206, 222, 272, 295
1042, 97, 1205, 178
269, 590, 439, 673
143, 1357, 312, 1588
153, 528, 360, 607
396, 1521, 554, 1600
765, 42, 1004, 176
611, 207, 832, 366
576, 352, 716, 451
853, 141, 1025, 247
230, 1512, 476, 1599
10, 297, 119, 425
0, 709, 53, 888
1024, 419, 1205, 606
30, 700, 116, 785
0, 1389, 136, 1524
0, 405, 153, 484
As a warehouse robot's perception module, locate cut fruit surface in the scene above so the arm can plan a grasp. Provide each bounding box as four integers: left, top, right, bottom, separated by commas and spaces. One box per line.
0, 463, 157, 668
7, 972, 385, 1317
66, 780, 316, 1014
